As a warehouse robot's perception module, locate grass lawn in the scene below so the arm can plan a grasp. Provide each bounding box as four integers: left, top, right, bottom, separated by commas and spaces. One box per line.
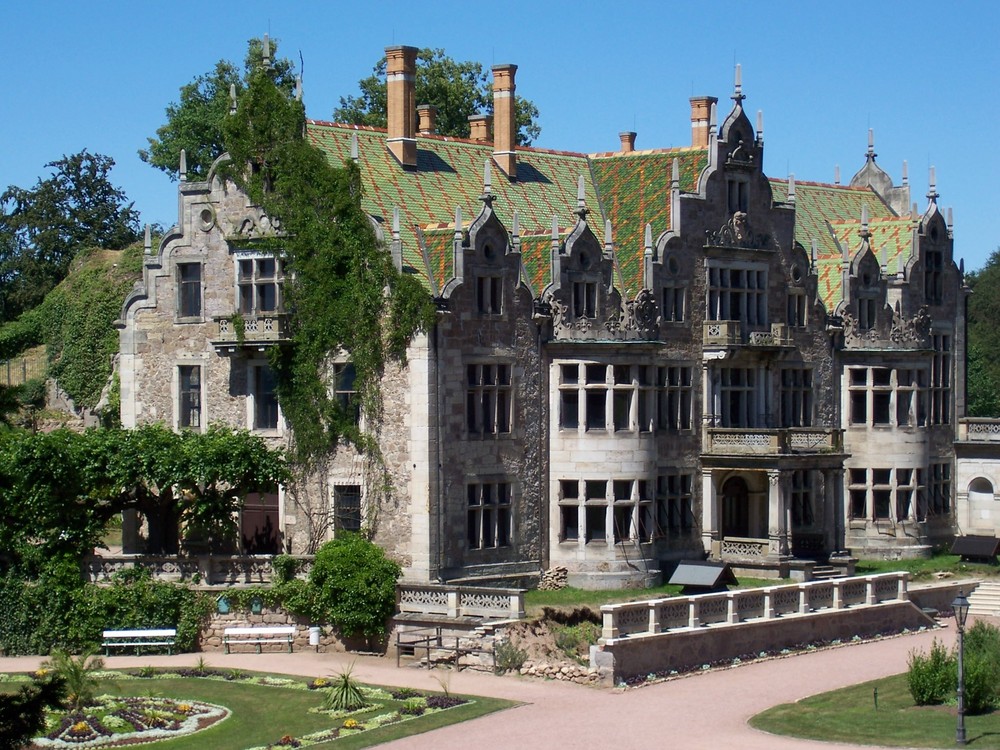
750, 672, 1000, 748
7, 671, 516, 749
856, 552, 1000, 581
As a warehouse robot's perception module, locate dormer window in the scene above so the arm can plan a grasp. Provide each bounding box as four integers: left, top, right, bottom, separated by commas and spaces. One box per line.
477, 275, 503, 315
573, 281, 597, 319
727, 177, 748, 213
924, 248, 944, 305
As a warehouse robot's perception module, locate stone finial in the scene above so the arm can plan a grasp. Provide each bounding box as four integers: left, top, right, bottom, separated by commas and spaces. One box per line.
644, 223, 653, 252
835, 165, 840, 185
732, 63, 744, 102
960, 257, 965, 276
911, 202, 919, 221
810, 238, 817, 269
229, 83, 238, 115
295, 76, 302, 102
350, 132, 359, 163
902, 160, 908, 186
512, 211, 520, 239
867, 128, 875, 160
860, 203, 870, 239
788, 174, 796, 203
881, 243, 888, 271
179, 149, 187, 181
143, 224, 152, 255
947, 207, 954, 232
454, 206, 463, 239
756, 110, 763, 141
483, 160, 492, 196
551, 215, 560, 250
671, 157, 679, 186
392, 205, 400, 239
605, 219, 613, 248
927, 166, 939, 204
262, 34, 271, 69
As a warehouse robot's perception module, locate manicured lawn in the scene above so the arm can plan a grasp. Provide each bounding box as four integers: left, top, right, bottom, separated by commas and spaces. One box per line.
5, 671, 516, 749
856, 552, 999, 581
751, 672, 1000, 748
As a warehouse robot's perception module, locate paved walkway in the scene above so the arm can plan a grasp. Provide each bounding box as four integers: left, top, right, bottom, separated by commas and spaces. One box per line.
0, 621, 966, 750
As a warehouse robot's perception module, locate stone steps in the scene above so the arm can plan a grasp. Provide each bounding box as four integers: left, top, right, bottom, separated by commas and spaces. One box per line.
967, 581, 1000, 616
811, 565, 846, 581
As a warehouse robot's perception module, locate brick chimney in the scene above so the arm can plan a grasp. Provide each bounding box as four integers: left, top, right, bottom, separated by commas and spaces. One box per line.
417, 104, 437, 135
492, 64, 517, 179
469, 114, 493, 144
619, 131, 637, 153
385, 45, 418, 167
689, 96, 718, 149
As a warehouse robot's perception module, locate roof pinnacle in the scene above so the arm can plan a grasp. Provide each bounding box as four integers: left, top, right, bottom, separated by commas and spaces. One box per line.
866, 128, 876, 163
732, 63, 745, 103
927, 166, 939, 204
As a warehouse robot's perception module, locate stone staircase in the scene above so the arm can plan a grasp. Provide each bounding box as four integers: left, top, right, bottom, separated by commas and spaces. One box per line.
967, 580, 1000, 618
811, 564, 846, 581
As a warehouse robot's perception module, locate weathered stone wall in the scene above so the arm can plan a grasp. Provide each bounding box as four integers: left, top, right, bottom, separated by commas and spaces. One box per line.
199, 606, 349, 654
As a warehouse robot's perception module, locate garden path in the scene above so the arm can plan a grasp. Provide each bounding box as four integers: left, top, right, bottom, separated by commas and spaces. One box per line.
2, 617, 983, 749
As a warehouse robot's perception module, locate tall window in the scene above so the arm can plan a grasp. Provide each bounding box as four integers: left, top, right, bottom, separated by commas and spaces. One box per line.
656, 473, 693, 535
929, 462, 951, 515
252, 364, 279, 430
787, 290, 806, 327
573, 281, 597, 319
662, 283, 686, 322
178, 365, 201, 429
333, 363, 359, 425
857, 293, 877, 331
467, 363, 512, 436
177, 263, 202, 319
849, 467, 921, 521
239, 257, 283, 315
658, 366, 692, 431
924, 248, 944, 305
930, 334, 951, 424
476, 275, 503, 315
707, 264, 767, 326
780, 368, 812, 427
467, 482, 512, 549
848, 366, 926, 428
333, 485, 362, 532
727, 178, 748, 213
719, 368, 758, 428
559, 480, 580, 541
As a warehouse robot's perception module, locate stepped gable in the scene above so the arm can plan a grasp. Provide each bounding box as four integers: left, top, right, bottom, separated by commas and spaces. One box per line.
590, 147, 707, 296
769, 178, 910, 311
306, 120, 596, 293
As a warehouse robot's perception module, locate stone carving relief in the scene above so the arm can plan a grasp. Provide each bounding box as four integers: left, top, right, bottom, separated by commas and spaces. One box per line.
889, 305, 932, 346
226, 208, 281, 239
705, 211, 771, 250
842, 305, 932, 349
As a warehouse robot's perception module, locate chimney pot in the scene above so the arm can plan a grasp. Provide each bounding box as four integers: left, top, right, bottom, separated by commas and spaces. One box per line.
689, 96, 718, 149
619, 131, 637, 153
469, 114, 493, 144
385, 45, 418, 167
417, 104, 437, 135
492, 64, 518, 179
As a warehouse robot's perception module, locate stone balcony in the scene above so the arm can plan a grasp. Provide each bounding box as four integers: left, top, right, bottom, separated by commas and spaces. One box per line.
957, 418, 1000, 443
211, 313, 291, 354
703, 427, 843, 456
702, 321, 790, 349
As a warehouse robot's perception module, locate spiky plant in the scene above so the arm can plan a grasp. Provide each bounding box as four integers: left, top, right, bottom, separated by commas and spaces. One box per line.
41, 650, 105, 711
323, 663, 368, 712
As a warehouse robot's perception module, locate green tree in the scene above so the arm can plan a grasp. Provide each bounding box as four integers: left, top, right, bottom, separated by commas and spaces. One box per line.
221, 67, 435, 463
40, 650, 105, 712
140, 37, 297, 180
334, 48, 541, 145
309, 534, 401, 640
0, 151, 140, 321
966, 249, 1000, 417
0, 676, 65, 749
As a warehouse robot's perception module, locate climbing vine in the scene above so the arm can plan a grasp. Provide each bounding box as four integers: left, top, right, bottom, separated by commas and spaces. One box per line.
221, 68, 436, 463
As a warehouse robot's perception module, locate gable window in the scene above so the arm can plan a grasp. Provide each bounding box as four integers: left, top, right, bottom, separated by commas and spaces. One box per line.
467, 482, 512, 549
924, 248, 944, 305
787, 290, 806, 327
177, 365, 202, 429
333, 485, 362, 532
727, 177, 748, 213
251, 364, 279, 431
177, 263, 202, 319
333, 363, 359, 425
662, 283, 686, 322
238, 256, 284, 315
476, 275, 503, 315
467, 363, 512, 436
573, 281, 597, 319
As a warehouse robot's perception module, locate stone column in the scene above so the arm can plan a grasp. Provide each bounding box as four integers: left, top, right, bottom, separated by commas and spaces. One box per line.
767, 469, 788, 556
701, 469, 718, 557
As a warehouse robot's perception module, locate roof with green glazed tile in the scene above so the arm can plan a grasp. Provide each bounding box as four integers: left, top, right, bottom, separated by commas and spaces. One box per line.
306, 120, 598, 292
590, 148, 708, 296
769, 179, 913, 310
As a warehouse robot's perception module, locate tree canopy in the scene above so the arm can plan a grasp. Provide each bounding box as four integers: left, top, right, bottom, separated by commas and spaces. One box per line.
966, 249, 1000, 417
0, 151, 140, 322
140, 37, 297, 180
334, 47, 541, 145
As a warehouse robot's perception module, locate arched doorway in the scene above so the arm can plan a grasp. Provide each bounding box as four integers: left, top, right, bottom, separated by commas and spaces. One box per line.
721, 476, 751, 538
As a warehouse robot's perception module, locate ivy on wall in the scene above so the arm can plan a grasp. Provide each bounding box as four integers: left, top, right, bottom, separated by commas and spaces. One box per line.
220, 68, 436, 463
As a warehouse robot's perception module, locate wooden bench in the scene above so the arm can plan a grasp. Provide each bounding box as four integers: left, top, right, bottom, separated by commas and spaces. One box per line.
102, 628, 177, 656
223, 625, 296, 654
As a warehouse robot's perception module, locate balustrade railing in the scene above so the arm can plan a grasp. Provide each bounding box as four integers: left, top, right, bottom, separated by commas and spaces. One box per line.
213, 313, 290, 347
600, 572, 909, 641
958, 418, 1000, 443
83, 554, 315, 585
704, 427, 841, 455
396, 584, 525, 620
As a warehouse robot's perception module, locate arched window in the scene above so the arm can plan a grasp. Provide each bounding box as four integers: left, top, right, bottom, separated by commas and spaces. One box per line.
968, 477, 995, 503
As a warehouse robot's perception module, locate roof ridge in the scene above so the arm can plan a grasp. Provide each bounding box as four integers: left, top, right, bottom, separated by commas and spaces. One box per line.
589, 146, 707, 158
768, 177, 878, 192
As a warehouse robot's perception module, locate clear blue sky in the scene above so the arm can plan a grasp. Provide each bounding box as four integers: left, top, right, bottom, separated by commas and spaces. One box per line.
4, 0, 998, 270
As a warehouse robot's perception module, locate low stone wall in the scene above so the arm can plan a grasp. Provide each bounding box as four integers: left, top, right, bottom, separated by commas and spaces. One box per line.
199, 607, 349, 654
595, 601, 934, 682
908, 579, 979, 613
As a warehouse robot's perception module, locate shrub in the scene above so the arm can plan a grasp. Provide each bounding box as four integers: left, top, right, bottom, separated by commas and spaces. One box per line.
552, 621, 600, 662
494, 638, 528, 674
309, 534, 401, 639
963, 651, 999, 714
271, 554, 299, 584
907, 638, 954, 705
41, 650, 105, 711
323, 664, 368, 712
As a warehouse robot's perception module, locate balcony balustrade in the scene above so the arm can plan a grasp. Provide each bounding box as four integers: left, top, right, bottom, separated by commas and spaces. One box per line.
212, 313, 290, 353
